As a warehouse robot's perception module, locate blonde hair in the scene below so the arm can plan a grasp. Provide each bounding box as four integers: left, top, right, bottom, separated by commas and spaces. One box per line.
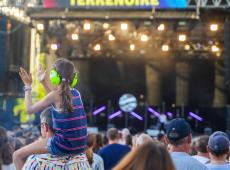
113, 141, 175, 170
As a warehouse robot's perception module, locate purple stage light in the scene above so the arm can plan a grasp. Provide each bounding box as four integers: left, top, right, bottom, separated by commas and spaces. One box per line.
148, 107, 160, 118
166, 112, 173, 117
129, 112, 143, 121
93, 106, 106, 115
189, 112, 203, 122
108, 111, 122, 120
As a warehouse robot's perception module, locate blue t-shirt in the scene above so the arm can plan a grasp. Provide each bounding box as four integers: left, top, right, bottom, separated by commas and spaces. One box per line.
98, 143, 130, 170
170, 152, 208, 170
206, 163, 230, 170
50, 89, 87, 155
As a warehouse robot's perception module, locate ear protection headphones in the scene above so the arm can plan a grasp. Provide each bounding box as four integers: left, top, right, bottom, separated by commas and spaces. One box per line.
50, 69, 78, 88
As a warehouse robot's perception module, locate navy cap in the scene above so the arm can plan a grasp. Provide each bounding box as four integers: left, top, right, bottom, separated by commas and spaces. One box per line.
166, 118, 191, 141
208, 131, 230, 152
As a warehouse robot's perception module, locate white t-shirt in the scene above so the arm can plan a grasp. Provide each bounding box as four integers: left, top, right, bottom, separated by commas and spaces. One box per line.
192, 155, 210, 164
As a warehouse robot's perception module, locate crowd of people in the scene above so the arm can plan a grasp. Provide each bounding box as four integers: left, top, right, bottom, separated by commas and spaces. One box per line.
0, 116, 230, 170
0, 58, 229, 170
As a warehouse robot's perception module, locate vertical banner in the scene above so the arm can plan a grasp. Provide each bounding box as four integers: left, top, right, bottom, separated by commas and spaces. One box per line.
43, 0, 57, 8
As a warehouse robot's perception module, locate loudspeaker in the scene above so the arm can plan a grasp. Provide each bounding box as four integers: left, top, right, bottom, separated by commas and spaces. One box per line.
224, 20, 230, 98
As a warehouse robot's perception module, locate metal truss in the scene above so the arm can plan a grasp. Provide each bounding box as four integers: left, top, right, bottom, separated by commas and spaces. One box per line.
187, 0, 230, 8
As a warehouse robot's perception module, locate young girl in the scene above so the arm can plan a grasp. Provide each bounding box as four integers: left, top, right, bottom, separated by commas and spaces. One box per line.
13, 58, 87, 170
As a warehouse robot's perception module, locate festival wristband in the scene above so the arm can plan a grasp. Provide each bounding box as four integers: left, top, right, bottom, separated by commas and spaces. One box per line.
23, 85, 32, 92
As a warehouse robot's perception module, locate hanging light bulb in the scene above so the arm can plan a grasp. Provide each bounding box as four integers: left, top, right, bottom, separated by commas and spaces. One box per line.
83, 22, 91, 30
51, 43, 58, 51
120, 23, 128, 31
162, 44, 169, 52
94, 44, 101, 51
140, 34, 148, 42
130, 44, 135, 51
157, 24, 165, 31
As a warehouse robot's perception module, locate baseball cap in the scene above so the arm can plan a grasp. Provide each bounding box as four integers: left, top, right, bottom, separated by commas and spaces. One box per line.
208, 131, 230, 152
166, 118, 191, 141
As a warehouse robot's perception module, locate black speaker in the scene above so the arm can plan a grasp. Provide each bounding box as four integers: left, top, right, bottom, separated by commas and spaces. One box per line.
189, 59, 215, 106
224, 20, 230, 99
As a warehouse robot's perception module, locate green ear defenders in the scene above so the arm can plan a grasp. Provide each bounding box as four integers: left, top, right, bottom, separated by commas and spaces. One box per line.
50, 69, 61, 86
71, 73, 78, 88
49, 69, 78, 88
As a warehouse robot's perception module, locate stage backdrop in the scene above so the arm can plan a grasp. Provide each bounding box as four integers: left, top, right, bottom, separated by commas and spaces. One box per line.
43, 0, 187, 9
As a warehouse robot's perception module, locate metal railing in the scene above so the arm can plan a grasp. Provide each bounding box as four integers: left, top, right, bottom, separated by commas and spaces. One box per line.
187, 0, 230, 8
0, 0, 42, 7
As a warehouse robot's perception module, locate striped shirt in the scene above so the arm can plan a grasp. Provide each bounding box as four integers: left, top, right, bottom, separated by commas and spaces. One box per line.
22, 153, 90, 170
50, 89, 87, 155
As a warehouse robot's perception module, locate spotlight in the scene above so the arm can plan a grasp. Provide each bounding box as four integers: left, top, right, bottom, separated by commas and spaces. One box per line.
71, 33, 79, 40
94, 44, 101, 51
184, 44, 190, 50
120, 23, 128, 31
178, 34, 186, 42
83, 22, 91, 30
140, 34, 148, 42
103, 23, 109, 29
130, 44, 135, 51
108, 34, 116, 41
51, 43, 58, 51
157, 24, 165, 31
211, 45, 219, 52
210, 24, 218, 32
36, 23, 44, 31
162, 44, 169, 52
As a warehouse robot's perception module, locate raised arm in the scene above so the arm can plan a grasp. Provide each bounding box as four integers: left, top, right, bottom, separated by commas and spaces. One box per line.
25, 91, 56, 114
19, 67, 56, 114
37, 64, 53, 94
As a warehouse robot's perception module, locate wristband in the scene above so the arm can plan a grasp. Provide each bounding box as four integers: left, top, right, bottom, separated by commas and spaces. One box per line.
24, 85, 32, 92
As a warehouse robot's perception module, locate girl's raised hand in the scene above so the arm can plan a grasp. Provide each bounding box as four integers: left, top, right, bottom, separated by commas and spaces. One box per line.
37, 64, 47, 82
19, 67, 32, 86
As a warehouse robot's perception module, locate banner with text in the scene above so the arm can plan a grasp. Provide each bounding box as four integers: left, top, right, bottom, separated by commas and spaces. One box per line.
43, 0, 187, 9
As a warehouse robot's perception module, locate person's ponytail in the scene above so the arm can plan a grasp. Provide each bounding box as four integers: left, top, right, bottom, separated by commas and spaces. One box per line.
85, 147, 94, 167
60, 81, 73, 113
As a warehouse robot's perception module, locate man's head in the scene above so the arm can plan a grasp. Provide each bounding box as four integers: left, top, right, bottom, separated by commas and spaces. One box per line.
107, 128, 119, 143
135, 133, 153, 147
195, 135, 209, 154
40, 107, 54, 138
207, 131, 230, 158
165, 118, 192, 147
